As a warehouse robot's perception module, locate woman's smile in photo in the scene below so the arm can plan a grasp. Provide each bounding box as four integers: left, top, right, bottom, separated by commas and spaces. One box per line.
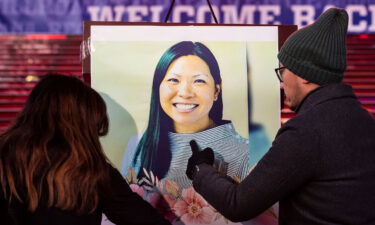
159, 55, 220, 133
173, 103, 198, 112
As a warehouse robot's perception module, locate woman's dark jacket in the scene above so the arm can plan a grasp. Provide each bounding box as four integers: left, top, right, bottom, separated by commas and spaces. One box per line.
0, 165, 170, 225
193, 83, 375, 225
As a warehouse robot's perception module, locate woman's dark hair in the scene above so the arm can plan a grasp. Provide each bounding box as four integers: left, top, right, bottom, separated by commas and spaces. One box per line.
133, 41, 223, 179
0, 74, 109, 214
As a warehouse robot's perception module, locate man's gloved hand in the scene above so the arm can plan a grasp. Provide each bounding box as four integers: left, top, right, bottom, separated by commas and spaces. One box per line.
186, 140, 214, 180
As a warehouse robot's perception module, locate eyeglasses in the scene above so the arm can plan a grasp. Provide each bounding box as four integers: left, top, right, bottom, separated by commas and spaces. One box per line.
275, 66, 286, 82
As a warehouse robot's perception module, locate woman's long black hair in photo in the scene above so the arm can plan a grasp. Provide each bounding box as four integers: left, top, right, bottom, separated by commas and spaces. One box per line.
133, 41, 223, 179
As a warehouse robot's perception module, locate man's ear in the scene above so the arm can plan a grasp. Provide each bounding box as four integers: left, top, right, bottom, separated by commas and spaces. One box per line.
299, 76, 310, 84
299, 77, 320, 91
214, 83, 221, 101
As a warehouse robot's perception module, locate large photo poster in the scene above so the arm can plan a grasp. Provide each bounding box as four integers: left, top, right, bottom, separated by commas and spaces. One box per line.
87, 24, 281, 225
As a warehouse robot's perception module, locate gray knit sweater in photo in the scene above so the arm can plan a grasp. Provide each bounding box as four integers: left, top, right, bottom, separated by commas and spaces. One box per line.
166, 122, 250, 189
122, 122, 250, 189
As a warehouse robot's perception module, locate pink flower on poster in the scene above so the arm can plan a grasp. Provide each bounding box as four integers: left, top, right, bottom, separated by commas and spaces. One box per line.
173, 188, 215, 224
129, 184, 144, 197
146, 192, 160, 208
146, 192, 177, 222
126, 168, 279, 225
164, 179, 180, 199
163, 194, 176, 208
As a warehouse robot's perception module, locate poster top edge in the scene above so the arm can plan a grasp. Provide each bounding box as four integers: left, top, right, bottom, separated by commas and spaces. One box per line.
90, 25, 279, 42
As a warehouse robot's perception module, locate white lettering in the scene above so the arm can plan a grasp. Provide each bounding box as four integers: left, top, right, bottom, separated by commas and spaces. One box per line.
172, 6, 194, 23
87, 6, 100, 21
367, 5, 375, 32
127, 6, 148, 22
258, 5, 281, 24
114, 5, 126, 21
197, 5, 220, 23
347, 5, 367, 32
100, 6, 114, 21
222, 5, 237, 23
150, 5, 163, 22
291, 5, 315, 28
222, 5, 256, 24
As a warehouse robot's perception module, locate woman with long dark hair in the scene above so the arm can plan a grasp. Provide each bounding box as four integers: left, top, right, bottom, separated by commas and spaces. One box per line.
122, 42, 249, 189
0, 75, 170, 225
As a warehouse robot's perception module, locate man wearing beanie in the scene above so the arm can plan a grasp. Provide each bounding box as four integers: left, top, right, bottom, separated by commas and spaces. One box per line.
185, 8, 375, 225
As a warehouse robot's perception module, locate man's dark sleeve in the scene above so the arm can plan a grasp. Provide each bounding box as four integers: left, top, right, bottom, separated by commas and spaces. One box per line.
101, 165, 171, 225
193, 125, 320, 222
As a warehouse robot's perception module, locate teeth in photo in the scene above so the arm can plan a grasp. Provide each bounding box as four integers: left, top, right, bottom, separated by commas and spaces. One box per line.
175, 104, 197, 110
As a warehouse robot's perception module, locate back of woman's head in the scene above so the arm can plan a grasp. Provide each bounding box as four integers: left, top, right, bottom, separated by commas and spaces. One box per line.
0, 74, 109, 214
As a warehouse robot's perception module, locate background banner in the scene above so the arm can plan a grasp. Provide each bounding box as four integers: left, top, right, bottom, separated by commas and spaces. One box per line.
0, 0, 374, 34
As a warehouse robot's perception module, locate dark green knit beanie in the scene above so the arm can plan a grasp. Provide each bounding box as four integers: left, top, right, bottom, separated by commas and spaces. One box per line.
278, 8, 348, 85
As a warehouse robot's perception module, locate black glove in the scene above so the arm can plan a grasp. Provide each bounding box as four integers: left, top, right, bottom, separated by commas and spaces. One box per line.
186, 140, 214, 180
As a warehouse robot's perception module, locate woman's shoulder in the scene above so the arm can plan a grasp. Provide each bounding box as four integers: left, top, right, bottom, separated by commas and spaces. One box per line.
216, 121, 249, 145
182, 121, 249, 157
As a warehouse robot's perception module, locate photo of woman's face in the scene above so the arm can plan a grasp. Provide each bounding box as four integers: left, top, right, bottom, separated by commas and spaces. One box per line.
159, 55, 219, 132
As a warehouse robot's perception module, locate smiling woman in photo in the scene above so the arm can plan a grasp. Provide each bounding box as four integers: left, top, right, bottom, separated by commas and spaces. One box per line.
121, 41, 249, 190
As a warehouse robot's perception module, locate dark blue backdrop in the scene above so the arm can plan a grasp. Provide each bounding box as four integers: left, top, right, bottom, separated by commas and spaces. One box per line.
0, 0, 374, 34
